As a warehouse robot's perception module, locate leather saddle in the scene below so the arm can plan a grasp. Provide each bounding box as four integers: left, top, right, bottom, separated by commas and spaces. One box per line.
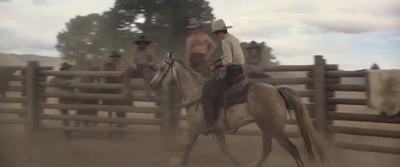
216, 74, 253, 109
185, 74, 253, 112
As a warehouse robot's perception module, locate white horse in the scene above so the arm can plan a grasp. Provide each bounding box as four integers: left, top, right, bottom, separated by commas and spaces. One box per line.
150, 53, 326, 167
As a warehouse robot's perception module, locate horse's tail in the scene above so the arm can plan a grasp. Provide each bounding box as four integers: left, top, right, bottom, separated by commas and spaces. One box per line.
278, 87, 326, 162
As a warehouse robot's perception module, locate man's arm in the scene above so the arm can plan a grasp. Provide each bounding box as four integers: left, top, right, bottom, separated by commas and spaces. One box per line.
210, 40, 232, 70
220, 40, 233, 66
205, 34, 217, 60
185, 37, 192, 64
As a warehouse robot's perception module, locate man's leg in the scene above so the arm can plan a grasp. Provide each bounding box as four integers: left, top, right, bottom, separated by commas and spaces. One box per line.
142, 68, 153, 97
199, 57, 210, 78
201, 77, 230, 132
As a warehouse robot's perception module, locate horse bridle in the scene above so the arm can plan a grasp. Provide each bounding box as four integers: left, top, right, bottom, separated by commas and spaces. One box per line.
158, 59, 175, 89
157, 58, 210, 92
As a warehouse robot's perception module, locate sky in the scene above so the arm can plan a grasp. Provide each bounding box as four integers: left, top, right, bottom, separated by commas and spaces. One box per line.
0, 0, 399, 70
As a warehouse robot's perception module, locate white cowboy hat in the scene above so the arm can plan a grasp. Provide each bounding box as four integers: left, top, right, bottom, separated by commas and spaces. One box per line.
187, 18, 202, 29
210, 19, 232, 34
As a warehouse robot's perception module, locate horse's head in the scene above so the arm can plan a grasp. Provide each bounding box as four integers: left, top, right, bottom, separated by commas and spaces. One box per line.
150, 52, 175, 92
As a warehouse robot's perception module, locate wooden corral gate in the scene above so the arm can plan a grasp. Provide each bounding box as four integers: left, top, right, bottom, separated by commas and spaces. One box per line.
0, 56, 399, 155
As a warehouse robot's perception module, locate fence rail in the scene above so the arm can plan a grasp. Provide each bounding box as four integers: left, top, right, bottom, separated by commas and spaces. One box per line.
326, 84, 367, 91
40, 114, 162, 125
328, 113, 400, 124
40, 103, 162, 114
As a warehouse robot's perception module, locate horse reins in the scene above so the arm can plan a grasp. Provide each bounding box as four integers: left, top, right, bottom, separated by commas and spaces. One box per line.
158, 59, 210, 93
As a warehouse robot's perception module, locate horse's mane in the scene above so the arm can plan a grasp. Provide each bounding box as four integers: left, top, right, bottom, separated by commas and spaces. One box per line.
174, 59, 203, 80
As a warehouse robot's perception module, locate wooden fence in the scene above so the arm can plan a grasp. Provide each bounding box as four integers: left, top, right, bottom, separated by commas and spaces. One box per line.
0, 56, 399, 155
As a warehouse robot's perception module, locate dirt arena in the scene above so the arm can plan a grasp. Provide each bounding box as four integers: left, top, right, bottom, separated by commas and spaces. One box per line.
1, 90, 400, 167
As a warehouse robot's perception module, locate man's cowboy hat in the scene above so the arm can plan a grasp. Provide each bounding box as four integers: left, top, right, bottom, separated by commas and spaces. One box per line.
246, 41, 261, 50
134, 35, 151, 45
187, 18, 202, 29
210, 19, 232, 34
109, 51, 122, 58
60, 62, 73, 70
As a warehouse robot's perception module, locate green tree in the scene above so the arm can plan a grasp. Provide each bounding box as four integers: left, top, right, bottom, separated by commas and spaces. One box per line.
56, 0, 214, 65
56, 14, 102, 65
56, 8, 138, 68
114, 0, 215, 60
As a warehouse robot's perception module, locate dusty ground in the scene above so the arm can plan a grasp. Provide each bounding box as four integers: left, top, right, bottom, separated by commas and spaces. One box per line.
1, 87, 400, 167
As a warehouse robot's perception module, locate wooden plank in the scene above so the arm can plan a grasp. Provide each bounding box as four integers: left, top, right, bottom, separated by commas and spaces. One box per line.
40, 92, 160, 102
231, 130, 301, 138
39, 82, 146, 90
0, 97, 27, 103
174, 103, 317, 113
334, 142, 400, 155
7, 85, 26, 91
40, 103, 162, 114
252, 78, 342, 85
326, 105, 337, 112
40, 125, 161, 134
325, 71, 367, 77
39, 71, 122, 77
27, 61, 40, 131
326, 98, 367, 105
175, 127, 301, 138
39, 114, 162, 125
261, 64, 337, 72
306, 78, 340, 90
306, 91, 334, 99
328, 113, 400, 124
132, 96, 162, 102
162, 83, 174, 134
11, 75, 46, 81
0, 119, 26, 124
172, 115, 315, 125
0, 66, 52, 70
326, 84, 366, 92
249, 78, 313, 85
0, 108, 27, 114
328, 126, 400, 138
40, 92, 126, 100
11, 75, 26, 81
313, 56, 327, 134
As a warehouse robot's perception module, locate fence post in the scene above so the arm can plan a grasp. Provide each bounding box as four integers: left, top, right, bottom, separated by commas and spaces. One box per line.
313, 56, 327, 136
162, 83, 173, 132
161, 83, 175, 149
26, 61, 39, 132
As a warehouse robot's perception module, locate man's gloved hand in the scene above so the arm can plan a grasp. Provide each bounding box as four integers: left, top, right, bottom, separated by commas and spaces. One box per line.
207, 62, 216, 72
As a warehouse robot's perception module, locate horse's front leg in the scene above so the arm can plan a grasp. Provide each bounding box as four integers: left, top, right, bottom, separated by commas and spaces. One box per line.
180, 130, 200, 167
215, 129, 241, 167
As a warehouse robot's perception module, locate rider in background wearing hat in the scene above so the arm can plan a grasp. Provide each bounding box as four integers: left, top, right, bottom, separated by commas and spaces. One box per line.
107, 51, 123, 70
243, 41, 270, 78
121, 35, 155, 97
203, 19, 246, 133
186, 18, 217, 77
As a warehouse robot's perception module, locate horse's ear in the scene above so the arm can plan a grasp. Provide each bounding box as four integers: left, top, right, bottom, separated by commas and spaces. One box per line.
167, 52, 173, 60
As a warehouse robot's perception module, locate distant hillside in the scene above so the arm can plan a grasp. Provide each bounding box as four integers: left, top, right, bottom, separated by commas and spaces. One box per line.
0, 53, 25, 66
13, 54, 62, 70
